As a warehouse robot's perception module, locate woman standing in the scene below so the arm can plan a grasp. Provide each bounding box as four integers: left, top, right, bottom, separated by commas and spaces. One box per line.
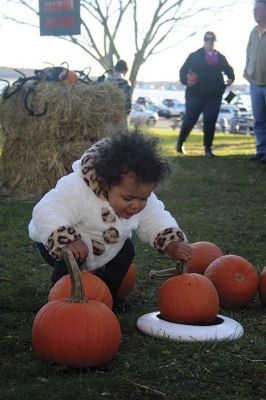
176, 31, 235, 157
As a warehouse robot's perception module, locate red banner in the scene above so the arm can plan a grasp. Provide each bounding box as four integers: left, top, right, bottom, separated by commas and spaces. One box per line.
39, 0, 81, 36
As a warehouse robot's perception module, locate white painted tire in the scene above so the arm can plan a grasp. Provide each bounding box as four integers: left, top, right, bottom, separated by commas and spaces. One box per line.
136, 312, 244, 342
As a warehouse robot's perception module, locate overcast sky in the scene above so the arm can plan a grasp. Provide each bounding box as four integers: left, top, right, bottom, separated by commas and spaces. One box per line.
0, 1, 255, 84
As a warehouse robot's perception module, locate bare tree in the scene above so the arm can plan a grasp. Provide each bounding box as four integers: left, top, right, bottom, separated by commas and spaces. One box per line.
0, 0, 240, 87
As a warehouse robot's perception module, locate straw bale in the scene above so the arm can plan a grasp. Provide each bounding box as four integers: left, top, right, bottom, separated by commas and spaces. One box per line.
0, 80, 127, 198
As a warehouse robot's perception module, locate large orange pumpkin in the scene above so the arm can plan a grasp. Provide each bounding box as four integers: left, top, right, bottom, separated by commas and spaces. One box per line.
205, 255, 259, 308
32, 248, 121, 368
259, 266, 266, 306
48, 271, 113, 309
158, 273, 219, 324
187, 241, 223, 274
117, 264, 136, 298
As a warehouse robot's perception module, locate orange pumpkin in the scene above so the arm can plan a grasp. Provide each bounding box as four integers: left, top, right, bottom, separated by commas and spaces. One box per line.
187, 241, 223, 274
59, 69, 78, 86
32, 249, 121, 368
259, 266, 266, 306
117, 264, 136, 298
48, 271, 113, 309
158, 273, 219, 324
205, 255, 259, 308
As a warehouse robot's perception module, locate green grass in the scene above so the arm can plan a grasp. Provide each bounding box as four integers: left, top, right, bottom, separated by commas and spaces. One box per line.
1, 130, 266, 400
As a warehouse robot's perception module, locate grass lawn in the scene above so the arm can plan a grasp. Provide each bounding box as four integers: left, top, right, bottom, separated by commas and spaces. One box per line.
0, 129, 266, 400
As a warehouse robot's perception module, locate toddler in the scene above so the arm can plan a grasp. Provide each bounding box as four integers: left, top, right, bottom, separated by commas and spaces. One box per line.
29, 129, 192, 312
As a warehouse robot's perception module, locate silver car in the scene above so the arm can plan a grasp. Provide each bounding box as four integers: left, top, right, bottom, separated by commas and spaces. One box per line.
129, 104, 159, 127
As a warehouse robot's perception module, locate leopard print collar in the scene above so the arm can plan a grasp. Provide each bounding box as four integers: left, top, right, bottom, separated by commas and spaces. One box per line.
79, 139, 117, 223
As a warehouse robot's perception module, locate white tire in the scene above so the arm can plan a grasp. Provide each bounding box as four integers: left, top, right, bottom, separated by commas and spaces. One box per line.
136, 312, 244, 342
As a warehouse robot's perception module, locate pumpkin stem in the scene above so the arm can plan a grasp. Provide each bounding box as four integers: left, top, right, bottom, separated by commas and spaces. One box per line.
149, 261, 188, 279
62, 247, 87, 303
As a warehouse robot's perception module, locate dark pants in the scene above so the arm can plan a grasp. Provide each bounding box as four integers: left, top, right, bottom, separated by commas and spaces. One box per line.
178, 94, 222, 149
36, 238, 135, 298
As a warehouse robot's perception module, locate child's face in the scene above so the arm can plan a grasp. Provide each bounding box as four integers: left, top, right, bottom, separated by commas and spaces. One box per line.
106, 172, 156, 219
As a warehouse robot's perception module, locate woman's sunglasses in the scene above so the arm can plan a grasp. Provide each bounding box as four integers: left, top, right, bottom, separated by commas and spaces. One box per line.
204, 37, 215, 42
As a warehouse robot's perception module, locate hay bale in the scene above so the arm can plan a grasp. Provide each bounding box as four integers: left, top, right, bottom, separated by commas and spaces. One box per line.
0, 81, 127, 198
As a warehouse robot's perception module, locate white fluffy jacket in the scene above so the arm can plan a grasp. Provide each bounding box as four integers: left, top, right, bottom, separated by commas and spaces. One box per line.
28, 140, 186, 271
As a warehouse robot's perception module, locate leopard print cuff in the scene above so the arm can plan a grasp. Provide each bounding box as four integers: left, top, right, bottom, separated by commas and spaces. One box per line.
47, 225, 81, 259
154, 227, 185, 256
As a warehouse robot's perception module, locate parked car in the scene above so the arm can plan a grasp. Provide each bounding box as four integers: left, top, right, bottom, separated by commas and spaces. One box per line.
197, 103, 253, 134
156, 104, 172, 118
160, 98, 186, 119
229, 110, 253, 134
197, 104, 234, 131
135, 96, 154, 106
146, 103, 162, 113
216, 104, 235, 132
129, 104, 159, 127
216, 103, 253, 134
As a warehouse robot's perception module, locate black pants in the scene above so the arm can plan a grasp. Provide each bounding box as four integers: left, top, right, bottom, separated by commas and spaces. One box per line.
178, 94, 222, 148
36, 238, 135, 298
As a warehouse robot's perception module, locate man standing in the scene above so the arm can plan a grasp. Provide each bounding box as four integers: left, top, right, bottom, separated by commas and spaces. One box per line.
107, 60, 133, 115
244, 0, 266, 163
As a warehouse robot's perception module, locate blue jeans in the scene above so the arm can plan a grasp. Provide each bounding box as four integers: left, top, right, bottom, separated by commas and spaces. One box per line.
178, 94, 222, 148
250, 82, 266, 154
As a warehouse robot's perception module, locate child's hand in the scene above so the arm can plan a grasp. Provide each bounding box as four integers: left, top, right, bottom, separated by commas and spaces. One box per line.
67, 239, 89, 262
166, 241, 192, 263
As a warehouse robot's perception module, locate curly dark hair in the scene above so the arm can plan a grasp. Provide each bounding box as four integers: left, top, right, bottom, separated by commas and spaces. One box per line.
93, 129, 170, 186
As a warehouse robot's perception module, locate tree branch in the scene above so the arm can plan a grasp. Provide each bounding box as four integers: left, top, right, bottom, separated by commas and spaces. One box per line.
0, 0, 243, 86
